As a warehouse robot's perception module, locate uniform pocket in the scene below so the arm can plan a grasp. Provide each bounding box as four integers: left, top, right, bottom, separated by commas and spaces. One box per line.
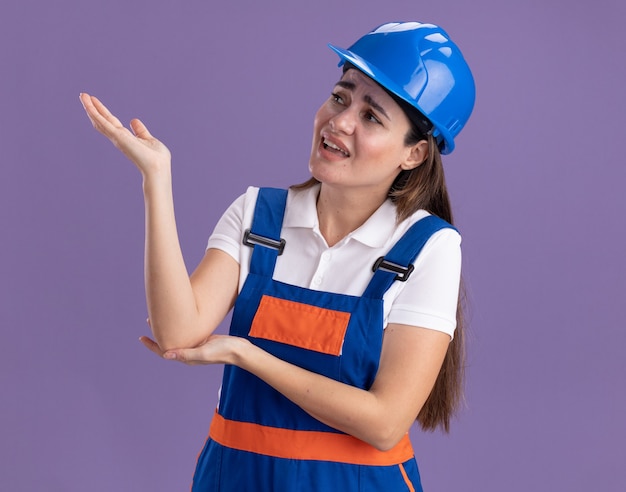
249, 295, 351, 355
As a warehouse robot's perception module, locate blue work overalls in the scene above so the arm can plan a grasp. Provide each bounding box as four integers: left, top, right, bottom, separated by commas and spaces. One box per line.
191, 188, 455, 491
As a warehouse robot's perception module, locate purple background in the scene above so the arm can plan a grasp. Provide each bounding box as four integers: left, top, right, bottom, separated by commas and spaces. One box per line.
2, 1, 625, 490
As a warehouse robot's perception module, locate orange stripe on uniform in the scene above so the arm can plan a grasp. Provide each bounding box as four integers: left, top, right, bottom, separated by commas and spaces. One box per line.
399, 463, 416, 492
209, 412, 415, 466
249, 295, 351, 356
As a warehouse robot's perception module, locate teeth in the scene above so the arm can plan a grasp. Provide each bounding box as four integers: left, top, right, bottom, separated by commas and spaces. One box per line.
323, 138, 349, 156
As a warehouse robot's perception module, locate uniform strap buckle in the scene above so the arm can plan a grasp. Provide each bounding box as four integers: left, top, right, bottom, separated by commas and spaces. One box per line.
372, 257, 414, 282
243, 229, 286, 255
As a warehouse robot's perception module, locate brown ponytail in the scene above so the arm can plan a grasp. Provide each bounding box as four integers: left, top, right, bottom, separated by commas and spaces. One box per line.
390, 134, 465, 432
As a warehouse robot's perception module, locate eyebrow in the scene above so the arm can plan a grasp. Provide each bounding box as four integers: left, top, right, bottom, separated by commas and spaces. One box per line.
334, 80, 391, 121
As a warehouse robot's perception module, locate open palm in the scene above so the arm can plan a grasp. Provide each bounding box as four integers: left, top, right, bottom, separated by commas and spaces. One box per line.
79, 93, 171, 176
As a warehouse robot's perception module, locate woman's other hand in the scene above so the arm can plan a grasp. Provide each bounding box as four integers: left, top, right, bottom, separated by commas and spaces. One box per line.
79, 93, 171, 178
139, 334, 249, 366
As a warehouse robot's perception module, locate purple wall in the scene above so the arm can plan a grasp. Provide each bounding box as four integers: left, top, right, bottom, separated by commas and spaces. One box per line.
2, 1, 625, 490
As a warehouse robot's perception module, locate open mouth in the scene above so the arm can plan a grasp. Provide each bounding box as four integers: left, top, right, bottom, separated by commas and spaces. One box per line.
322, 137, 350, 157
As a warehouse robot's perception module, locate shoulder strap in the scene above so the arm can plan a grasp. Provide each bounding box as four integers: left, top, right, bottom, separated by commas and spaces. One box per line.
244, 188, 288, 277
362, 215, 457, 299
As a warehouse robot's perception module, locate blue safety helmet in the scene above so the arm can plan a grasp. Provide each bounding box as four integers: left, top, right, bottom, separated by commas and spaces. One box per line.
329, 22, 475, 154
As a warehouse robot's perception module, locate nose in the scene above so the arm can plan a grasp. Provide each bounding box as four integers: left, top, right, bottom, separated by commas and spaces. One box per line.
329, 106, 356, 134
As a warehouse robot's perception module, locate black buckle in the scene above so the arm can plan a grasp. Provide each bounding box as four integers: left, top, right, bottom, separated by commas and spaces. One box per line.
243, 229, 286, 255
372, 257, 414, 282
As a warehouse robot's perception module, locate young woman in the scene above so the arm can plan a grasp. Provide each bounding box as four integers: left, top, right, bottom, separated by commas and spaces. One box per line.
80, 21, 475, 492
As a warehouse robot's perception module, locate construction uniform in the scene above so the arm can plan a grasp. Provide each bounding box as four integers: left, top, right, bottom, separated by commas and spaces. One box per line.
192, 187, 457, 491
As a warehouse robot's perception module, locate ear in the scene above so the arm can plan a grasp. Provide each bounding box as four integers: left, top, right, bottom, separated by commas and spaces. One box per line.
400, 139, 429, 171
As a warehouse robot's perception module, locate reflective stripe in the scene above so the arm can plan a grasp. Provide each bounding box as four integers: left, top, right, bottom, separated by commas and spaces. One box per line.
250, 295, 351, 356
399, 463, 416, 492
209, 412, 414, 466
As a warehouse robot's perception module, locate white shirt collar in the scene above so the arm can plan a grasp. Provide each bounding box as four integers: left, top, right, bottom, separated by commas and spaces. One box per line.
283, 184, 319, 229
283, 183, 398, 249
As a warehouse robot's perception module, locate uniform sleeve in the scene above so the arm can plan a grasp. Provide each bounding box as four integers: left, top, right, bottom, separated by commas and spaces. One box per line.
206, 187, 259, 263
385, 228, 462, 339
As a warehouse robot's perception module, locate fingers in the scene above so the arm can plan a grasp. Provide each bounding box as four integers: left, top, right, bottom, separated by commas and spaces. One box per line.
80, 94, 138, 152
138, 329, 230, 366
79, 93, 124, 132
79, 93, 98, 128
130, 118, 153, 140
139, 336, 165, 357
162, 343, 221, 366
79, 93, 173, 173
138, 334, 201, 365
138, 333, 186, 363
90, 95, 124, 128
162, 347, 196, 364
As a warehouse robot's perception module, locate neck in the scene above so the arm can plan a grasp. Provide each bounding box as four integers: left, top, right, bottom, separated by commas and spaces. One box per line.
316, 184, 388, 247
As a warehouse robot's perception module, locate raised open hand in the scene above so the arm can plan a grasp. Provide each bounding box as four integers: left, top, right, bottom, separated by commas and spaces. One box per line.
79, 93, 171, 177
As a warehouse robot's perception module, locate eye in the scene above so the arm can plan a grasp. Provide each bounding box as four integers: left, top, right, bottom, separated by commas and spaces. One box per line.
364, 110, 382, 125
331, 92, 345, 105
